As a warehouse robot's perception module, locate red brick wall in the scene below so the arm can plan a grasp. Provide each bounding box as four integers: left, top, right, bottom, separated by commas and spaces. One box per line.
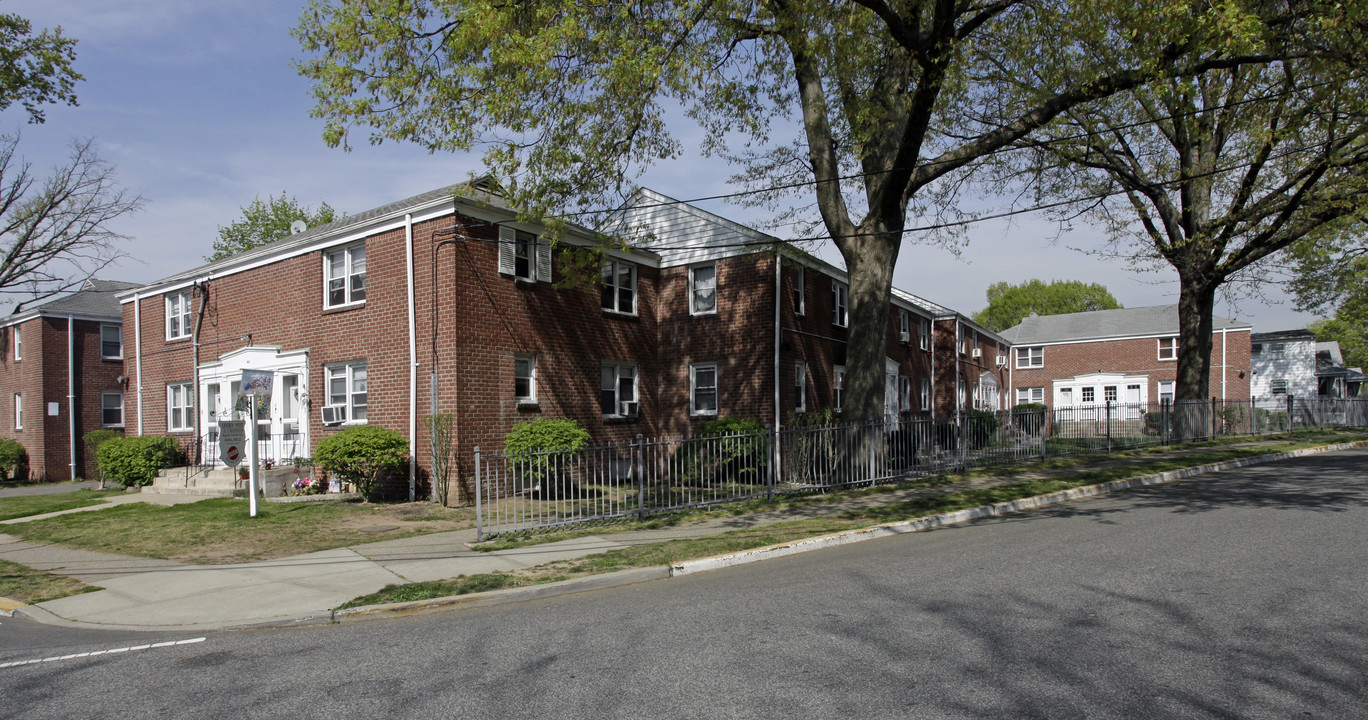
1009, 331, 1253, 403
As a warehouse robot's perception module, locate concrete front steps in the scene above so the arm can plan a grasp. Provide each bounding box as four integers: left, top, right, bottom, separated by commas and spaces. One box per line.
144, 467, 299, 498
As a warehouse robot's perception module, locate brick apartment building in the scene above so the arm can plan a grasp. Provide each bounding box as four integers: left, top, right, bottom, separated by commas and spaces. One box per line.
120, 183, 1008, 503
1000, 305, 1253, 410
0, 279, 138, 481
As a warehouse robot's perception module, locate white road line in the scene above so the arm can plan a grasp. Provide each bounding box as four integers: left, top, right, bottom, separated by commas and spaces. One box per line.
0, 637, 205, 669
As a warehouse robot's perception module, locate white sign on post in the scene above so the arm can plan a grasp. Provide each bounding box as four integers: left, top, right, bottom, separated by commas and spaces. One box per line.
218, 420, 246, 468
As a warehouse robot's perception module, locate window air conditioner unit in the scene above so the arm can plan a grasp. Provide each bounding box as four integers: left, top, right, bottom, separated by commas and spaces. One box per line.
971, 348, 982, 359
899, 331, 910, 344
619, 401, 638, 417
996, 355, 1008, 367
320, 405, 346, 426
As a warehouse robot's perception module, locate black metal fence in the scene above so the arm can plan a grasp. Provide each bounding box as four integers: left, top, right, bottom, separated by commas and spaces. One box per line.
465, 396, 1366, 539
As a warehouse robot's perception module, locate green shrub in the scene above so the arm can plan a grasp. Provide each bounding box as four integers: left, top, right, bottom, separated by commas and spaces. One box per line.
682, 416, 768, 485
83, 429, 122, 483
314, 425, 409, 499
504, 418, 591, 494
96, 436, 183, 486
0, 438, 28, 482
1010, 403, 1048, 437
966, 409, 999, 448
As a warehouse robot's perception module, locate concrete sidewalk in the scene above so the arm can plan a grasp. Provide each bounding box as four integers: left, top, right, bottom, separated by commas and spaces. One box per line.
2, 437, 1364, 632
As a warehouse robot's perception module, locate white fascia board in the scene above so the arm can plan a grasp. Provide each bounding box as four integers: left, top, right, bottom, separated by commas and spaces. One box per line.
1025, 327, 1251, 348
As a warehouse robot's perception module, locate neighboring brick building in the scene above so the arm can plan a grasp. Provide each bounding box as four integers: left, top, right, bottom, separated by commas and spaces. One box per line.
0, 279, 138, 481
120, 183, 1008, 503
1000, 305, 1252, 409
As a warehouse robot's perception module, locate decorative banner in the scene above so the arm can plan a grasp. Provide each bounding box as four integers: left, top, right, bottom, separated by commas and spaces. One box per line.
237, 369, 274, 417
218, 420, 245, 468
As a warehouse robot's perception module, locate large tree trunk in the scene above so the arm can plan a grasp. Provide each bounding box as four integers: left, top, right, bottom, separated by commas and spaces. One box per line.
838, 226, 899, 422
1173, 272, 1217, 440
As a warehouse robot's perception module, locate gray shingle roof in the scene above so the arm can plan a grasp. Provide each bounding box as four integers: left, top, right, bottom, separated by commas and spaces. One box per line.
999, 304, 1251, 345
9, 278, 140, 322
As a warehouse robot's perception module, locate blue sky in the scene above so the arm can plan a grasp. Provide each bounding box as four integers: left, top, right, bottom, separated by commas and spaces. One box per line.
4, 1, 1318, 332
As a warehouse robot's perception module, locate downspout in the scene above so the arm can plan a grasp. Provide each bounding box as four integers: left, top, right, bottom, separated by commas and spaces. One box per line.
405, 214, 417, 502
773, 249, 781, 432
68, 314, 76, 480
929, 316, 936, 419
191, 280, 209, 461
1221, 328, 1227, 400
134, 294, 143, 436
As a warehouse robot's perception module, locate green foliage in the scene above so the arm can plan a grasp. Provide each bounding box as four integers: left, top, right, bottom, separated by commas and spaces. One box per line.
0, 437, 26, 481
1309, 312, 1368, 371
503, 418, 590, 491
82, 429, 121, 483
207, 192, 339, 262
0, 12, 81, 124
96, 436, 182, 487
966, 409, 999, 449
423, 413, 457, 504
314, 425, 409, 499
973, 280, 1122, 331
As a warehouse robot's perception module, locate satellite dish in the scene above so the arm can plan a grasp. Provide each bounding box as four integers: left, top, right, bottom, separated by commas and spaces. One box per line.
289, 220, 308, 235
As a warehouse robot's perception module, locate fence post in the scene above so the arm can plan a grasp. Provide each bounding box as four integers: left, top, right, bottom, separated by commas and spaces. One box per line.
474, 446, 483, 542
1105, 400, 1112, 453
635, 434, 645, 521
1161, 399, 1170, 445
766, 423, 776, 502
1040, 408, 1048, 461
1287, 394, 1295, 434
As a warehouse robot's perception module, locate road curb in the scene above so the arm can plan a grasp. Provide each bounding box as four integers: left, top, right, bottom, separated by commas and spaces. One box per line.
669, 440, 1368, 577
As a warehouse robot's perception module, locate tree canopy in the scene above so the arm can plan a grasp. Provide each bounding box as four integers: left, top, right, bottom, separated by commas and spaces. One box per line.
0, 12, 80, 124
207, 192, 339, 262
296, 0, 1321, 419
973, 280, 1121, 332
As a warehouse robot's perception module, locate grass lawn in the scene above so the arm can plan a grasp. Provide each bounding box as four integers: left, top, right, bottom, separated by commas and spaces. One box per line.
3, 498, 477, 565
0, 559, 98, 605
0, 489, 125, 522
339, 432, 1368, 609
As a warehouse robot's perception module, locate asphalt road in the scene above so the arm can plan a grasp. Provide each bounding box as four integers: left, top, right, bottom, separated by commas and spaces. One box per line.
2, 448, 1365, 719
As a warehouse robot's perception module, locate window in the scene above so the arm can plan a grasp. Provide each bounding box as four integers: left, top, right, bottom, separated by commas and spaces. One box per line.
1158, 337, 1177, 361
497, 227, 551, 282
102, 392, 123, 427
690, 363, 718, 416
1060, 387, 1073, 405
325, 362, 368, 423
832, 281, 848, 327
1251, 343, 1263, 355
325, 244, 366, 307
1270, 378, 1288, 395
514, 355, 536, 403
966, 329, 977, 355
1017, 387, 1044, 404
601, 260, 637, 314
12, 393, 20, 429
690, 264, 717, 315
1017, 346, 1043, 368
166, 290, 192, 340
600, 362, 638, 417
898, 310, 910, 343
834, 365, 846, 411
957, 378, 966, 407
1081, 387, 1095, 403
898, 376, 911, 412
1271, 343, 1286, 357
795, 361, 807, 412
793, 266, 805, 315
920, 378, 931, 411
11, 325, 19, 360
168, 383, 194, 432
1104, 386, 1118, 403
919, 318, 931, 351
1159, 381, 1175, 403
101, 324, 122, 359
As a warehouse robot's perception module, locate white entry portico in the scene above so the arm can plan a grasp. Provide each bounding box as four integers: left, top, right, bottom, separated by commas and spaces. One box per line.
199, 345, 309, 466
1053, 372, 1148, 420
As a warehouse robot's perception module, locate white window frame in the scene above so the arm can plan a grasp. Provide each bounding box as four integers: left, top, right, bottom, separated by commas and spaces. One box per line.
166, 290, 192, 340
834, 364, 846, 411
920, 378, 931, 412
919, 317, 931, 351
514, 354, 536, 404
1104, 385, 1118, 403
168, 382, 194, 432
795, 360, 807, 412
1158, 380, 1175, 403
690, 363, 719, 417
832, 281, 848, 328
1017, 346, 1044, 369
325, 361, 368, 424
1157, 337, 1178, 361
899, 310, 910, 343
690, 263, 717, 315
1081, 386, 1096, 404
898, 375, 911, 412
497, 227, 552, 283
12, 392, 20, 429
12, 325, 19, 360
102, 392, 124, 428
793, 266, 805, 316
1016, 387, 1044, 405
101, 324, 123, 360
601, 260, 637, 315
324, 244, 366, 308
601, 362, 638, 418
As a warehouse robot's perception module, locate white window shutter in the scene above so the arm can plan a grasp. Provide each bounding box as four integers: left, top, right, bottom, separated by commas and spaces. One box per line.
535, 236, 552, 282
497, 226, 516, 275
